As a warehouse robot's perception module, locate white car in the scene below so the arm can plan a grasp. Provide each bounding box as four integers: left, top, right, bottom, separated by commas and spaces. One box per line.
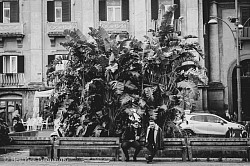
180, 113, 245, 137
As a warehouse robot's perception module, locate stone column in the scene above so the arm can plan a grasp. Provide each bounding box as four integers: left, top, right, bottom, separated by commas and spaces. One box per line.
30, 0, 42, 83
209, 1, 220, 82
129, 0, 135, 36
80, 0, 95, 34
185, 0, 199, 37
134, 0, 147, 41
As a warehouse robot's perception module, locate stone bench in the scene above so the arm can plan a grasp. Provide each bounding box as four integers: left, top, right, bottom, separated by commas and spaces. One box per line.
187, 138, 250, 161
0, 136, 53, 158
53, 137, 120, 160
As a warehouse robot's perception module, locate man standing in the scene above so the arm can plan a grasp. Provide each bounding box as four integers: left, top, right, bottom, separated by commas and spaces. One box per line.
121, 120, 142, 161
145, 119, 164, 163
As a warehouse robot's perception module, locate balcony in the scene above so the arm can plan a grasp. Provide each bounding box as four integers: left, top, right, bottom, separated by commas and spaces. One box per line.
99, 21, 129, 34
47, 22, 78, 46
240, 27, 250, 41
0, 73, 25, 87
0, 23, 24, 48
0, 23, 24, 35
47, 22, 78, 36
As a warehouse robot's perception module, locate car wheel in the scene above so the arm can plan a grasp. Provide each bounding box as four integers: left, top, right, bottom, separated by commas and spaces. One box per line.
184, 129, 195, 137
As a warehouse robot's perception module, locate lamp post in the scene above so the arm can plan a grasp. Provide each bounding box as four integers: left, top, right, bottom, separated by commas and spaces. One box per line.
208, 0, 242, 122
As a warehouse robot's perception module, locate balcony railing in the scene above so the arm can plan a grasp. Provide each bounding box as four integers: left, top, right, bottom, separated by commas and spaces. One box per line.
240, 27, 250, 40
0, 23, 24, 35
47, 22, 78, 36
0, 73, 25, 87
99, 21, 129, 34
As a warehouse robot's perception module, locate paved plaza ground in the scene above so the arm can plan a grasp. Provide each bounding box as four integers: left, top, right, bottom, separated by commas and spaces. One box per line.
0, 129, 249, 166
0, 160, 249, 166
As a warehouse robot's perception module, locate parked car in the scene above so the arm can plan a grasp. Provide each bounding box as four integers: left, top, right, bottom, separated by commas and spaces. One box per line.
180, 113, 246, 137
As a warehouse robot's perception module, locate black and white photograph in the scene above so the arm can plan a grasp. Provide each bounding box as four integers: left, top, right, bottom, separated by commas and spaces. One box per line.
0, 0, 250, 165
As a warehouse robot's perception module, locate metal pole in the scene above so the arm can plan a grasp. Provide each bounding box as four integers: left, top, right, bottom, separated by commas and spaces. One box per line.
235, 0, 242, 122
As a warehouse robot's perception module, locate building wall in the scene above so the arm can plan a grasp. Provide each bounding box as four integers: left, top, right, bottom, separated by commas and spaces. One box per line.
207, 0, 250, 119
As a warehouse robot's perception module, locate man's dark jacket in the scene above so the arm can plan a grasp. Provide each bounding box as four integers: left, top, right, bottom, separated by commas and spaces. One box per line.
122, 125, 142, 141
145, 124, 164, 150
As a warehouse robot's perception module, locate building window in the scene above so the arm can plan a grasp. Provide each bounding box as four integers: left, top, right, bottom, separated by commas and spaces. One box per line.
99, 0, 129, 21
3, 56, 17, 73
47, 0, 71, 22
107, 4, 121, 21
151, 0, 180, 20
0, 56, 24, 74
55, 1, 62, 22
0, 0, 19, 23
3, 2, 10, 23
48, 54, 68, 71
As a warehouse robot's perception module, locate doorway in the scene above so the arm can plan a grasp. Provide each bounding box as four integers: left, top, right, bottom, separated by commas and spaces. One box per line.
0, 94, 22, 126
232, 59, 250, 121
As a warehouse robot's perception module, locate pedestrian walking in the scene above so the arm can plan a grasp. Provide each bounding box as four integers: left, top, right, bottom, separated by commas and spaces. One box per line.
145, 119, 164, 164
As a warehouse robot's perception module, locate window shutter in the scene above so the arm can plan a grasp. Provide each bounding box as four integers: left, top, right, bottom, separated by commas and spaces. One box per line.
0, 56, 3, 74
99, 0, 107, 21
47, 1, 55, 22
151, 0, 158, 20
10, 1, 19, 22
122, 0, 129, 21
48, 55, 55, 65
0, 2, 3, 23
62, 0, 71, 22
17, 56, 24, 73
174, 0, 180, 19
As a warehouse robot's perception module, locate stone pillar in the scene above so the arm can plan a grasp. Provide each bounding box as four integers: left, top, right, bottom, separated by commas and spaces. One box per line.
209, 1, 220, 82
129, 0, 135, 36
185, 0, 199, 37
81, 0, 95, 34
134, 0, 147, 41
29, 0, 43, 83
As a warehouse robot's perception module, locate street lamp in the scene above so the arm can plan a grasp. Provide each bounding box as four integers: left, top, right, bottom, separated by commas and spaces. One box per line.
208, 1, 242, 122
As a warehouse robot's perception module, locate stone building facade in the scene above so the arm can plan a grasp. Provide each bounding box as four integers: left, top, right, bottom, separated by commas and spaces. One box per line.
204, 0, 250, 121
0, 0, 205, 125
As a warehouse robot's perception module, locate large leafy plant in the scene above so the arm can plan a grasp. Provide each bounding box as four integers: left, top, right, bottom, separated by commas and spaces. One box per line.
47, 5, 207, 137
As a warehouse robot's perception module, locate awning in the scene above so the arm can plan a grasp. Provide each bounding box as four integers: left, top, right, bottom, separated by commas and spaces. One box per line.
34, 89, 54, 98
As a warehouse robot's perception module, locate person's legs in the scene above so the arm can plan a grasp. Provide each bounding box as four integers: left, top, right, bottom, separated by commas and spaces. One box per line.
121, 141, 131, 161
131, 141, 141, 161
145, 144, 157, 163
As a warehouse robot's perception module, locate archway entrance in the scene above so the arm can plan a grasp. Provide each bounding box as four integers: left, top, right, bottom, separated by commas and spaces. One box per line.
232, 59, 250, 121
0, 94, 22, 125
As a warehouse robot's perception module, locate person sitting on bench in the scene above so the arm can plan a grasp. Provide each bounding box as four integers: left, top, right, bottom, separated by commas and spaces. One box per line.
121, 120, 142, 162
13, 117, 25, 132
